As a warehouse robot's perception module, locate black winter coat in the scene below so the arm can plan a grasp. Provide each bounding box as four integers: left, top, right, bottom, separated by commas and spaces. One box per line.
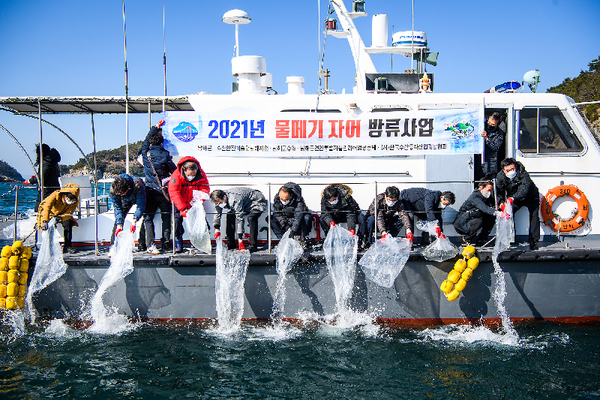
39, 148, 61, 199
320, 184, 361, 230
495, 161, 539, 204
272, 182, 310, 235
453, 189, 496, 234
482, 124, 505, 177
141, 126, 177, 191
400, 188, 442, 221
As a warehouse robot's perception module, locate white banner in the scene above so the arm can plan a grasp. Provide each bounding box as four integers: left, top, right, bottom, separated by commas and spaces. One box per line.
163, 108, 483, 158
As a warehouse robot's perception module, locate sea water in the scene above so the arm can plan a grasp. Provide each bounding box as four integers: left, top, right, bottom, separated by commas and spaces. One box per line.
1, 316, 599, 399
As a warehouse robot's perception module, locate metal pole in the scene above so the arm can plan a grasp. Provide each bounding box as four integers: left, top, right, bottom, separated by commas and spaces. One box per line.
38, 101, 43, 201
13, 186, 19, 242
267, 183, 272, 253
373, 181, 378, 241
91, 113, 99, 256
171, 203, 175, 255
123, 0, 130, 175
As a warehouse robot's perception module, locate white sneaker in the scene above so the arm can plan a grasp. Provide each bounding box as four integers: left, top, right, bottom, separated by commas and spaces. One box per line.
147, 244, 160, 255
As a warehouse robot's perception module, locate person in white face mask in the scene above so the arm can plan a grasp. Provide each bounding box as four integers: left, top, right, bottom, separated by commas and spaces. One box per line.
496, 157, 541, 250
320, 184, 366, 248
365, 186, 413, 247
168, 157, 210, 253
399, 188, 456, 245
453, 181, 500, 246
271, 183, 311, 243
210, 187, 267, 253
36, 183, 80, 254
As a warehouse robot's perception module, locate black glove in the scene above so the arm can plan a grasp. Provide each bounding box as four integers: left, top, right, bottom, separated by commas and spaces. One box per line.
55, 216, 62, 223
41, 222, 48, 231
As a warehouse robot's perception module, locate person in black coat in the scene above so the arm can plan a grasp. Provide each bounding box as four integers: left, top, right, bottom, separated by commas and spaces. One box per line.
271, 182, 311, 241
141, 120, 177, 254
453, 181, 499, 246
35, 143, 61, 202
400, 187, 455, 244
365, 186, 414, 244
479, 112, 506, 180
496, 158, 541, 250
320, 184, 366, 244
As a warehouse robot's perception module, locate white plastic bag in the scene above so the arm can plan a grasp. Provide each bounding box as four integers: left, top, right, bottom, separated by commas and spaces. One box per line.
416, 220, 459, 262
323, 225, 357, 312
27, 219, 69, 321
359, 236, 411, 288
184, 192, 211, 254
494, 202, 515, 257
275, 229, 304, 276
272, 229, 304, 322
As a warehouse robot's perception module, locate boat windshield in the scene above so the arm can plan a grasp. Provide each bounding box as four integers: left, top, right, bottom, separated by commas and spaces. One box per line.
573, 105, 600, 147
519, 107, 584, 154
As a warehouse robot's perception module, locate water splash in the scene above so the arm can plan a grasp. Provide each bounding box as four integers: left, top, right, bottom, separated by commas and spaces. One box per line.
491, 203, 518, 340
26, 220, 69, 323
214, 237, 250, 334
0, 310, 26, 344
420, 324, 519, 346
271, 230, 303, 325
88, 230, 136, 334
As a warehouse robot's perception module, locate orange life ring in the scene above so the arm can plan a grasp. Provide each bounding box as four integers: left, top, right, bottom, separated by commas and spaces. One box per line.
540, 185, 589, 232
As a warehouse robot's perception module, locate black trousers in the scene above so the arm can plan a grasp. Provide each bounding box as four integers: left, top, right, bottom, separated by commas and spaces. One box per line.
144, 189, 172, 249
464, 214, 495, 243
513, 197, 541, 244
61, 219, 74, 249
225, 211, 263, 250
270, 213, 312, 239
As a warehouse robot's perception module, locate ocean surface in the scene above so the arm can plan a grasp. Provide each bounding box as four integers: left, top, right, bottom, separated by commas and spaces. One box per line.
1, 315, 599, 399
0, 182, 38, 217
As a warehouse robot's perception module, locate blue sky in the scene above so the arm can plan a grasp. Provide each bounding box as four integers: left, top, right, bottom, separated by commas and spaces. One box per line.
1, 0, 599, 177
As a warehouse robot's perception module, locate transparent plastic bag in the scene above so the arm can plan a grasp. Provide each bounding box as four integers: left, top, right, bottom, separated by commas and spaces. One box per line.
272, 229, 304, 322
323, 225, 357, 311
494, 202, 515, 257
27, 219, 69, 320
416, 220, 459, 262
359, 236, 411, 288
184, 192, 211, 254
275, 229, 304, 276
215, 237, 251, 331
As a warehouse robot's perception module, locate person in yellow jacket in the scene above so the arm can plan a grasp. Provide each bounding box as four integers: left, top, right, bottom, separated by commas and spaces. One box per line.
36, 183, 80, 254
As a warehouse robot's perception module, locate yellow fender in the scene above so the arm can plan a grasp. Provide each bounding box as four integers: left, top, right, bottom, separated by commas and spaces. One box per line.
1, 245, 12, 258
446, 289, 460, 301
440, 279, 454, 293
0, 257, 8, 271
462, 245, 476, 259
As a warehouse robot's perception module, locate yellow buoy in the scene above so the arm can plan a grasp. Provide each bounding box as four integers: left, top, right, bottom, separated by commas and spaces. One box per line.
467, 257, 479, 271
11, 241, 23, 255
440, 279, 454, 294
0, 297, 5, 308
22, 247, 32, 259
17, 297, 25, 309
19, 259, 29, 273
446, 289, 460, 301
0, 257, 8, 271
0, 284, 6, 297
462, 245, 476, 259
18, 272, 28, 285
453, 259, 467, 273
8, 270, 20, 283
1, 245, 12, 258
18, 284, 27, 297
448, 269, 462, 284
6, 296, 17, 310
455, 278, 467, 292
0, 271, 7, 284
8, 256, 19, 270
462, 267, 474, 281
7, 282, 18, 297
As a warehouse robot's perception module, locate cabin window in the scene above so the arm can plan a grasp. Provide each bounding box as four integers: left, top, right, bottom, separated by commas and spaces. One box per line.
519, 107, 583, 154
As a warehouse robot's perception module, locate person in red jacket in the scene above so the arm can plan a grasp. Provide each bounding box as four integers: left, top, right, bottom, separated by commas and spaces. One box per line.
168, 156, 210, 253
